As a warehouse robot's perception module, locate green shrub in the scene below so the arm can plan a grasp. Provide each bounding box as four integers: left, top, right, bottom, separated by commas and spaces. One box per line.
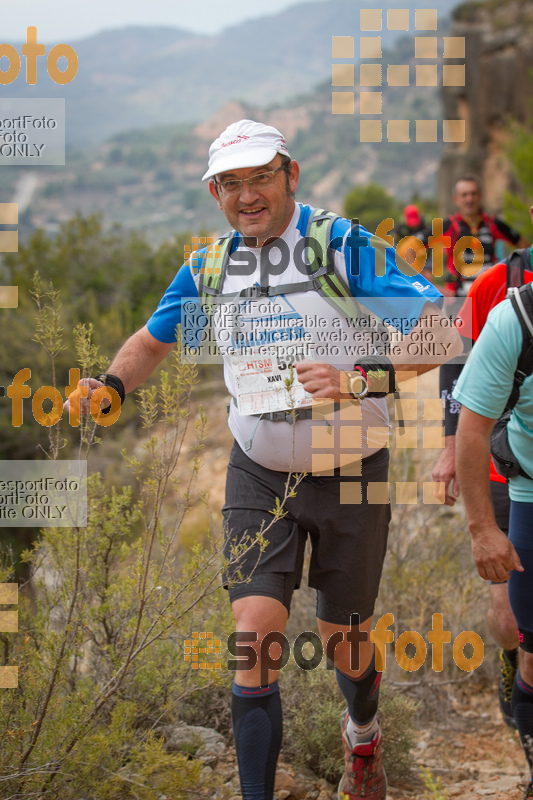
343, 183, 401, 235
280, 663, 418, 783
421, 766, 449, 799
0, 278, 263, 799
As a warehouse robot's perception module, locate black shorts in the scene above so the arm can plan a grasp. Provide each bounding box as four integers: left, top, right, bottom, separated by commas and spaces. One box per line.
489, 480, 511, 585
490, 480, 510, 534
222, 442, 391, 624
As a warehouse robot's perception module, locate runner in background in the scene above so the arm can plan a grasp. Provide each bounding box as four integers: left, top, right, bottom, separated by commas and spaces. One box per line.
433, 205, 533, 729
454, 271, 533, 799
420, 175, 527, 297
394, 204, 434, 285
394, 204, 425, 242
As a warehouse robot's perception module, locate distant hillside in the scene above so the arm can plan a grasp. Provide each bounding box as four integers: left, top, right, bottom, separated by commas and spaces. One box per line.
1, 27, 449, 244
2, 0, 458, 147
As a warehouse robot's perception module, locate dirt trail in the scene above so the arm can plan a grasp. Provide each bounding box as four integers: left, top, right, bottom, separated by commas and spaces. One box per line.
175, 374, 530, 798
388, 684, 527, 799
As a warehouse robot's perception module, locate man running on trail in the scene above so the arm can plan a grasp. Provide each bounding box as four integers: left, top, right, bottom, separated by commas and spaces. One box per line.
454, 269, 533, 799
69, 119, 461, 800
420, 175, 527, 297
433, 206, 533, 729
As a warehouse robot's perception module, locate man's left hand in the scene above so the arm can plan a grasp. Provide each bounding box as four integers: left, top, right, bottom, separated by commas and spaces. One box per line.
295, 361, 344, 402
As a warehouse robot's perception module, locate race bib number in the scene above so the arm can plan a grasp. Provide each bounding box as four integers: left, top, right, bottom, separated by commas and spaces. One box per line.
230, 345, 314, 416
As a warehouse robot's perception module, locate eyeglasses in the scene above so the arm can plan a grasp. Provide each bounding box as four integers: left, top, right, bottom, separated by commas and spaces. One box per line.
215, 164, 288, 196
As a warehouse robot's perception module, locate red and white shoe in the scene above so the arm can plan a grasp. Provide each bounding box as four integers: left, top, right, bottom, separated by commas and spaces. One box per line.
337, 711, 387, 799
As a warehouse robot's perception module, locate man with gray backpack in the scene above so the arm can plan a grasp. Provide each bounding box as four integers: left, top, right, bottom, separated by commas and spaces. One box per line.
454, 209, 533, 798
68, 119, 462, 800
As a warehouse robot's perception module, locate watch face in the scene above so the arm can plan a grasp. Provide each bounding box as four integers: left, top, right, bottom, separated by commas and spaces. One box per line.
349, 372, 368, 398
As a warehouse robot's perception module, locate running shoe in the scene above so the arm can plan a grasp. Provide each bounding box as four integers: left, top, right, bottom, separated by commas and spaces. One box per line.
499, 649, 518, 730
337, 711, 387, 799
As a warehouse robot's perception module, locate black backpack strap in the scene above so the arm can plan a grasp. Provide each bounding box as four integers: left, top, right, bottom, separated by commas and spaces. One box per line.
505, 249, 527, 290
523, 245, 533, 275
507, 283, 533, 411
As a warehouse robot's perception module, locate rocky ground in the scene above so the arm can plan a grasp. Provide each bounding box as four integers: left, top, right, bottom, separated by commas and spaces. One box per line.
156, 681, 529, 800
402, 686, 528, 800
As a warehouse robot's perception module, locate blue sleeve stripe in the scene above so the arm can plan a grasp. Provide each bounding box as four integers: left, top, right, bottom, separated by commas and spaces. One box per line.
179, 264, 201, 296
295, 203, 312, 237
146, 263, 199, 343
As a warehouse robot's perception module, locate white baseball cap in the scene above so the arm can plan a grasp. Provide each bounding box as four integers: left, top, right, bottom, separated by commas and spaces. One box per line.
202, 119, 291, 181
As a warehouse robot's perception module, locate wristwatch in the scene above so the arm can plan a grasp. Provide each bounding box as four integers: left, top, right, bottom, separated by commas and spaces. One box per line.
346, 369, 368, 400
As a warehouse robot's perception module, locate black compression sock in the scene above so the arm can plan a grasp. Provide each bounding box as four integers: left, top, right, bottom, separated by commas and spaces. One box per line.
231, 681, 282, 800
512, 669, 533, 776
335, 654, 382, 725
504, 648, 518, 667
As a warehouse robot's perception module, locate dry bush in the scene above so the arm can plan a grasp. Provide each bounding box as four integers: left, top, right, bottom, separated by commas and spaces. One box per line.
0, 279, 265, 799
281, 662, 418, 783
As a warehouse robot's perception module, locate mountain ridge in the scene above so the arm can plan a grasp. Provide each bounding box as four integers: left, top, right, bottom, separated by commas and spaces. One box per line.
1, 0, 458, 147
4, 28, 446, 244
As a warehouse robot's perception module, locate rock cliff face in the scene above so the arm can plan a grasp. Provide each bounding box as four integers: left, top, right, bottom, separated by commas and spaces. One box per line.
439, 0, 533, 214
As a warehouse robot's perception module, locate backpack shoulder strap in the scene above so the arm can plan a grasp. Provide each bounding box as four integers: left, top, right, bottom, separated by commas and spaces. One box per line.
505, 248, 527, 290
197, 231, 235, 300
305, 212, 370, 327
524, 245, 533, 273
305, 208, 339, 273
506, 283, 533, 410
512, 283, 533, 341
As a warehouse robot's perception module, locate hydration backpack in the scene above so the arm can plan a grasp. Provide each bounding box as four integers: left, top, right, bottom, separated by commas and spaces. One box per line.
196, 209, 361, 318
490, 260, 533, 480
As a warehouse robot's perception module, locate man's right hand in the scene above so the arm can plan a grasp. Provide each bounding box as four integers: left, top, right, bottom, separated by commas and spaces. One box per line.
432, 435, 460, 505
470, 523, 524, 582
63, 377, 107, 415
62, 326, 175, 422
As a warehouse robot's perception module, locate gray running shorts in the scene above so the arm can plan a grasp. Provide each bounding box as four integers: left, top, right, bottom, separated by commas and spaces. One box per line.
222, 441, 391, 624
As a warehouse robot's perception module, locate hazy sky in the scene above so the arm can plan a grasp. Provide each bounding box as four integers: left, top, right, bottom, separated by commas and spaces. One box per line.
2, 0, 325, 41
